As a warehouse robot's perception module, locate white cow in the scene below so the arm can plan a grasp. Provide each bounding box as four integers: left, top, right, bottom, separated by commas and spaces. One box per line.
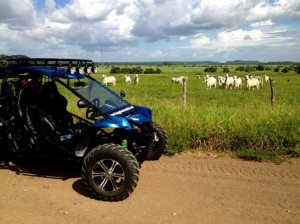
124, 75, 131, 84
224, 74, 235, 90
134, 74, 139, 85
204, 75, 217, 89
247, 74, 264, 88
255, 76, 264, 88
102, 74, 116, 86
171, 76, 187, 84
217, 76, 226, 88
264, 75, 270, 83
233, 76, 242, 89
245, 75, 260, 90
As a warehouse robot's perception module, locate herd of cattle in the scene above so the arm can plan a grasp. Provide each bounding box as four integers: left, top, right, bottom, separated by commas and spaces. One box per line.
172, 74, 270, 90
101, 74, 139, 86
203, 74, 270, 90
100, 73, 270, 90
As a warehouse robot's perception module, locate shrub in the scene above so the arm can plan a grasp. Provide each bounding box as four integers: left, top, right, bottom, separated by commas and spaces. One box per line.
256, 65, 265, 71
282, 67, 289, 73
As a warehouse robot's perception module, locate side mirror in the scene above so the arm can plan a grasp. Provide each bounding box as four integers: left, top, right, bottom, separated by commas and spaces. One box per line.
77, 99, 88, 108
74, 81, 86, 87
120, 90, 126, 98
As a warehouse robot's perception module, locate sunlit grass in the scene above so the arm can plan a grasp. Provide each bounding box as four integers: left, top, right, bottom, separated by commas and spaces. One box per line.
61, 65, 300, 161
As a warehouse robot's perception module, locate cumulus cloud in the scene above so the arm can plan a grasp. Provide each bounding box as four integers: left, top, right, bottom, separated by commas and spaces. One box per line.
190, 29, 266, 50
189, 26, 297, 60
251, 20, 275, 27
0, 0, 36, 28
246, 0, 300, 20
0, 0, 299, 61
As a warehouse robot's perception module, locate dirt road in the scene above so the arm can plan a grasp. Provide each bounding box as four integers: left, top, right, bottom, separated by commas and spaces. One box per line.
0, 153, 299, 224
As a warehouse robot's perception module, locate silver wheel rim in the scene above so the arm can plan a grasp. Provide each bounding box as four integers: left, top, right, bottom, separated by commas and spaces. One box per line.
92, 159, 125, 191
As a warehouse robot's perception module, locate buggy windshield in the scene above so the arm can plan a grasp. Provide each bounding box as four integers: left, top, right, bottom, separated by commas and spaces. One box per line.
75, 79, 134, 116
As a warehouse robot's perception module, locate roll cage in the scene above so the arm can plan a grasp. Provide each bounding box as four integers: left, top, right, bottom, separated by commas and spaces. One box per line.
0, 57, 133, 120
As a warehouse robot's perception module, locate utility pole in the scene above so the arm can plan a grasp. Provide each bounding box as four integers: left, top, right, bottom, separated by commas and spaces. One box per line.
100, 46, 103, 65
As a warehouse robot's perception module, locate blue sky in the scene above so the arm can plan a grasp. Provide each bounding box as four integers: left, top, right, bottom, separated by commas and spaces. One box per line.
0, 0, 299, 62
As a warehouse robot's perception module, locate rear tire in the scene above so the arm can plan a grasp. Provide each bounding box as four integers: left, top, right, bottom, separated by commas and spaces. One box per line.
81, 143, 139, 201
146, 122, 168, 160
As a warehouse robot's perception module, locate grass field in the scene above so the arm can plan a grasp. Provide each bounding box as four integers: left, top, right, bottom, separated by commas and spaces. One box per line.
87, 64, 300, 162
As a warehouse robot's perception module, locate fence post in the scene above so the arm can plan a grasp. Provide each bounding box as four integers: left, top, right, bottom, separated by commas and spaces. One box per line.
182, 77, 187, 108
270, 78, 275, 107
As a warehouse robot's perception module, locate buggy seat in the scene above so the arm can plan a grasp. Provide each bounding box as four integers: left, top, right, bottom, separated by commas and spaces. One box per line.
38, 82, 73, 133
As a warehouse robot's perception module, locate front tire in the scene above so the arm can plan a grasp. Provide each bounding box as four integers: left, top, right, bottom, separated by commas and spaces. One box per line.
81, 143, 139, 201
146, 122, 168, 160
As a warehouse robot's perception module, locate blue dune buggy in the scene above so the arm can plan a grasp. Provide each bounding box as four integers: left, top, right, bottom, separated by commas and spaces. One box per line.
0, 56, 167, 201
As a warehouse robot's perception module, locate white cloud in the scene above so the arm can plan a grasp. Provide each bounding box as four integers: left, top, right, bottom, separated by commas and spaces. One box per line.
190, 29, 265, 50
218, 29, 263, 46
0, 0, 36, 28
45, 0, 56, 11
247, 0, 300, 20
191, 34, 211, 46
251, 20, 275, 27
189, 27, 298, 58
151, 50, 164, 58
0, 0, 299, 61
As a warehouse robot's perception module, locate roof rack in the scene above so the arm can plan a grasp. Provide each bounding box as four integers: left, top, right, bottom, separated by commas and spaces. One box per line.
1, 56, 94, 68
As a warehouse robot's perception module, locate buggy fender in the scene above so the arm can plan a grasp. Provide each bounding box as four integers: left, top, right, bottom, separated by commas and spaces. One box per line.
126, 114, 151, 125
93, 116, 132, 130
132, 105, 152, 121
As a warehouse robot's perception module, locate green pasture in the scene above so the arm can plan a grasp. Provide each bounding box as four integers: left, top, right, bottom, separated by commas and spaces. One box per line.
73, 64, 300, 162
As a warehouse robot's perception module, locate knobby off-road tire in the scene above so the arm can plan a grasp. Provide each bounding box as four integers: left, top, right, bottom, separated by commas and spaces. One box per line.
81, 143, 139, 201
146, 122, 168, 160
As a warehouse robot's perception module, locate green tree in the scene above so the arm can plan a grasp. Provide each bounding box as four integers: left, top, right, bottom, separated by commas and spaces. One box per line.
223, 67, 230, 73
204, 66, 218, 73
120, 67, 131, 73
235, 66, 245, 71
274, 67, 280, 72
110, 66, 120, 74
155, 67, 162, 74
256, 65, 264, 71
144, 68, 155, 74
282, 67, 289, 73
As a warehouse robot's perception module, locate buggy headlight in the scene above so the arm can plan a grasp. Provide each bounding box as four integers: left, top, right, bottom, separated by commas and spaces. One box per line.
91, 66, 97, 73
76, 66, 84, 74
84, 66, 91, 74
67, 66, 75, 74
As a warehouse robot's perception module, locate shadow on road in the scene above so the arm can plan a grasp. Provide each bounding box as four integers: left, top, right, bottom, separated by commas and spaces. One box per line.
0, 153, 80, 179
72, 179, 91, 198
0, 151, 90, 197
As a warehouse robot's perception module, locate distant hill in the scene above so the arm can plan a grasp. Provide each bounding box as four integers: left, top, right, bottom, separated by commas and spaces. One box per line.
1, 54, 298, 65
224, 60, 299, 65
106, 61, 221, 65
224, 60, 262, 64
104, 60, 299, 65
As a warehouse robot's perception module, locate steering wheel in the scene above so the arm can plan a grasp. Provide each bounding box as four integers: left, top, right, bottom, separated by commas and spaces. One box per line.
86, 107, 99, 120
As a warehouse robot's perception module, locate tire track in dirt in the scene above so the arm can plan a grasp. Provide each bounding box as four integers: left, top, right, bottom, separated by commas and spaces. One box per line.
142, 154, 300, 184
0, 153, 299, 224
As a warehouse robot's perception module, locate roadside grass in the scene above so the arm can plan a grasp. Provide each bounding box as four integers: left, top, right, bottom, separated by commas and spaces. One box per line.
70, 65, 300, 162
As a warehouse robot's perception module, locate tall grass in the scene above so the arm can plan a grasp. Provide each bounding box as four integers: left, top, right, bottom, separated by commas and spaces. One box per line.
69, 65, 300, 161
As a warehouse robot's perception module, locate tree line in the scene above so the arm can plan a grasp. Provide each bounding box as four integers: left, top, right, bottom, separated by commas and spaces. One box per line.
204, 64, 300, 74
109, 66, 161, 74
